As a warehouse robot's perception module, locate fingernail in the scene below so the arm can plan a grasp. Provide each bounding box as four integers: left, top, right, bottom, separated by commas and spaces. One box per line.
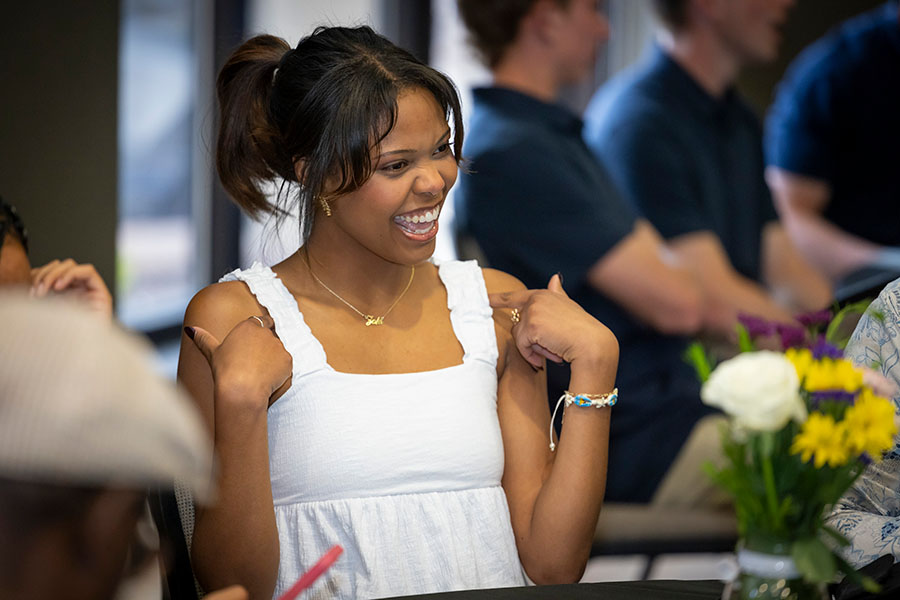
184, 326, 195, 340
555, 272, 564, 285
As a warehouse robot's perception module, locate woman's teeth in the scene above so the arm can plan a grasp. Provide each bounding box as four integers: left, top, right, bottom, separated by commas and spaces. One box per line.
398, 208, 439, 224
395, 207, 440, 233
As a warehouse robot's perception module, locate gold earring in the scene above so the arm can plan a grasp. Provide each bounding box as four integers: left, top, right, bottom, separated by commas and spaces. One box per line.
319, 197, 332, 217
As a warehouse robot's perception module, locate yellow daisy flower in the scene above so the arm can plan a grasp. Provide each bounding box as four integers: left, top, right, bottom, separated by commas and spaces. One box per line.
842, 389, 898, 460
803, 357, 863, 393
786, 348, 813, 382
791, 412, 850, 468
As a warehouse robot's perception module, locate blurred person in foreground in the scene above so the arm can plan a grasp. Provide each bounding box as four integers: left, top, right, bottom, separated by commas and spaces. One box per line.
0, 196, 112, 318
766, 1, 900, 289
455, 0, 737, 506
0, 294, 245, 600
584, 0, 831, 326
828, 275, 900, 567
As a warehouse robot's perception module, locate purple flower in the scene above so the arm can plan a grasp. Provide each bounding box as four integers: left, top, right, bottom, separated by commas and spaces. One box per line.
809, 389, 857, 407
811, 336, 843, 360
860, 453, 874, 466
795, 309, 833, 328
738, 313, 776, 338
776, 323, 807, 350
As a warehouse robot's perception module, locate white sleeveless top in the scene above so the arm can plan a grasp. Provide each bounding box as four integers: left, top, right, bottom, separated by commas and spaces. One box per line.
220, 260, 526, 599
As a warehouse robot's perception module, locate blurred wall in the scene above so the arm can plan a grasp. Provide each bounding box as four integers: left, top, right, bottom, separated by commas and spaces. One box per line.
0, 2, 119, 294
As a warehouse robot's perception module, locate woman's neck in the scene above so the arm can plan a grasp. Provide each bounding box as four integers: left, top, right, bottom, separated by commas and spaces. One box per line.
285, 231, 417, 314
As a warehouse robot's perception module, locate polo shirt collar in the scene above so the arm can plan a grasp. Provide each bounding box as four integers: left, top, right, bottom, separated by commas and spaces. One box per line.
472, 87, 584, 135
647, 45, 739, 118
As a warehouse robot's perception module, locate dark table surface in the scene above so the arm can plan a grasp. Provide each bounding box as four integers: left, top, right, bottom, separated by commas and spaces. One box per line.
382, 580, 724, 599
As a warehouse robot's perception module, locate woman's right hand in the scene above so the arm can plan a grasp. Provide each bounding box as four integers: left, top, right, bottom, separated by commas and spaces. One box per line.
489, 274, 618, 372
185, 314, 292, 410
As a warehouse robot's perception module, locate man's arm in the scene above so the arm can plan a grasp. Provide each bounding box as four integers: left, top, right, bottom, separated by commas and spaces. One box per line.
767, 167, 882, 281
668, 231, 796, 333
761, 219, 833, 313
586, 219, 703, 336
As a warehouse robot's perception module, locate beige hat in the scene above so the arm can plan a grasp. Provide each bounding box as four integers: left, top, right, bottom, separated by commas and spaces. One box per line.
0, 292, 212, 499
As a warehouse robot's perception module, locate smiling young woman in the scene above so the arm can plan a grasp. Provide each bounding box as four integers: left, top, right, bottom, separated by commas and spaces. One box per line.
178, 25, 619, 600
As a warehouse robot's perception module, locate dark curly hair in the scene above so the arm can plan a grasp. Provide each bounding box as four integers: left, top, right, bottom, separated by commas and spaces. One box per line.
0, 197, 28, 256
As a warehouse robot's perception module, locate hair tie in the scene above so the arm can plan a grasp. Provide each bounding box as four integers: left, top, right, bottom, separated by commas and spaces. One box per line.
273, 48, 293, 83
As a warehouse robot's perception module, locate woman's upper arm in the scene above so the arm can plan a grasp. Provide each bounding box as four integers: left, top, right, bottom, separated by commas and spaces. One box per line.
176, 281, 261, 433
482, 268, 554, 535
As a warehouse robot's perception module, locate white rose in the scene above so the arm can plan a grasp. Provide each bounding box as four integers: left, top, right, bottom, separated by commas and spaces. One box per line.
701, 351, 807, 432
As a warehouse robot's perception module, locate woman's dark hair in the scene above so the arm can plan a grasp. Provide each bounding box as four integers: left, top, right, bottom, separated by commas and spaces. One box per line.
457, 0, 571, 68
216, 26, 464, 241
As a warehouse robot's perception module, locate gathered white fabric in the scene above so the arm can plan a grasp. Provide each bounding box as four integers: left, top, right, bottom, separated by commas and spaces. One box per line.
221, 260, 526, 599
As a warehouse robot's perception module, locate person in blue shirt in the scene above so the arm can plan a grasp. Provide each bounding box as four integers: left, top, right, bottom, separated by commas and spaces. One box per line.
766, 2, 900, 286
584, 0, 831, 329
455, 0, 736, 505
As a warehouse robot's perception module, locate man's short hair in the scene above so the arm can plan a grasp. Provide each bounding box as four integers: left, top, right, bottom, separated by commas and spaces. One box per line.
652, 0, 689, 30
457, 0, 571, 68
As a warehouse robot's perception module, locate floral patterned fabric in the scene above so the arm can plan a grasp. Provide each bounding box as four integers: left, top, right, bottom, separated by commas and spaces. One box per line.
827, 278, 900, 566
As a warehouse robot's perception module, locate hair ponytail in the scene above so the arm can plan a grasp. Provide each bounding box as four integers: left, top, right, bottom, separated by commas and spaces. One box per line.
215, 34, 295, 218
215, 26, 465, 243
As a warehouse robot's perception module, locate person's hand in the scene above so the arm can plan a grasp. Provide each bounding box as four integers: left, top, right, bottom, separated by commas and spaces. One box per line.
31, 258, 113, 318
186, 314, 292, 410
205, 585, 249, 600
489, 274, 617, 370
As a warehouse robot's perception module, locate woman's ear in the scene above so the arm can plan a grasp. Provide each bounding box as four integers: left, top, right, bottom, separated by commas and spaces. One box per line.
293, 158, 307, 186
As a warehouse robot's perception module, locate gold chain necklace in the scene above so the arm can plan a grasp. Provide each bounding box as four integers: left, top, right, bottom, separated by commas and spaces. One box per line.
305, 253, 415, 327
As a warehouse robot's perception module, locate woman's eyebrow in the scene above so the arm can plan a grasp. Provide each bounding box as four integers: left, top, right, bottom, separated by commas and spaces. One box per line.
380, 129, 452, 157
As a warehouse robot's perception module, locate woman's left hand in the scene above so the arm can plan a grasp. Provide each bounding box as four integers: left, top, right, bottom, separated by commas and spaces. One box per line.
489, 274, 617, 371
30, 258, 113, 319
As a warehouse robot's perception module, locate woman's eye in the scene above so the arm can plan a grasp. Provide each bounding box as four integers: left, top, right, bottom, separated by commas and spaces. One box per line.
435, 142, 451, 155
382, 161, 408, 172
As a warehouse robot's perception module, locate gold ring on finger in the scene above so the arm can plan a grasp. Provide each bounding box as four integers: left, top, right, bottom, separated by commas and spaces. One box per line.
510, 308, 521, 324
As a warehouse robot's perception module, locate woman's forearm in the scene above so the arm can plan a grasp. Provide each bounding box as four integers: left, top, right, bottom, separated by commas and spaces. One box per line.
192, 388, 280, 599
520, 353, 617, 583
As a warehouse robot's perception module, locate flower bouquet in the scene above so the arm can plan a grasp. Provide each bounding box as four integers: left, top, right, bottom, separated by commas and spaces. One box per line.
687, 306, 898, 600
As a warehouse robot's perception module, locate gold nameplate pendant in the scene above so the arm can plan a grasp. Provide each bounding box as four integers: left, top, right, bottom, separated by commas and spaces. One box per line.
365, 315, 384, 326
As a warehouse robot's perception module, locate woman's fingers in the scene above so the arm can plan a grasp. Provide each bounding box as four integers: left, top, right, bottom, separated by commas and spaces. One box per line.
546, 273, 568, 297
530, 343, 564, 364
185, 326, 220, 366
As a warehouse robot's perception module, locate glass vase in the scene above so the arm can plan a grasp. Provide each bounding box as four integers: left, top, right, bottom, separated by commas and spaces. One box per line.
723, 538, 828, 600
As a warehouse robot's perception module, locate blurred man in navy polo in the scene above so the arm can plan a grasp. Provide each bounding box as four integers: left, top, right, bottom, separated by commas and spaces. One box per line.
766, 1, 900, 289
585, 0, 831, 327
455, 0, 735, 505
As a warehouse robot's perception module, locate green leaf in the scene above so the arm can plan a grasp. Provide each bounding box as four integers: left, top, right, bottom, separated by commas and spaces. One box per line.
826, 298, 874, 348
792, 537, 836, 583
736, 323, 755, 353
683, 341, 714, 382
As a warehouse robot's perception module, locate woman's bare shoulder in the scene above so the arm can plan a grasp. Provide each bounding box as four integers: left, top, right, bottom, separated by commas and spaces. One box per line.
183, 280, 263, 337
481, 267, 527, 295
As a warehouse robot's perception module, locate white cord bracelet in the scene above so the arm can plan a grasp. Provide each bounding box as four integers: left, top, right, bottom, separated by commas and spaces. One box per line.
549, 388, 618, 451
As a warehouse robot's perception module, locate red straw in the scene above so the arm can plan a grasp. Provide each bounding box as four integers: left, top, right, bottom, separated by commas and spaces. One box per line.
276, 545, 344, 600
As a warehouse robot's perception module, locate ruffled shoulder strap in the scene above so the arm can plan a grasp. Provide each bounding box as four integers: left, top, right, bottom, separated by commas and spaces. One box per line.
436, 259, 499, 367
219, 262, 328, 378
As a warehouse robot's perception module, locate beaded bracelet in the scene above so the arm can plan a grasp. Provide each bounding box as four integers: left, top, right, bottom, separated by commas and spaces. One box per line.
549, 388, 618, 452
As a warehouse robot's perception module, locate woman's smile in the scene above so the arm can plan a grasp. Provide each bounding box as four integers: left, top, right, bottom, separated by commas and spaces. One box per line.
393, 203, 443, 241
